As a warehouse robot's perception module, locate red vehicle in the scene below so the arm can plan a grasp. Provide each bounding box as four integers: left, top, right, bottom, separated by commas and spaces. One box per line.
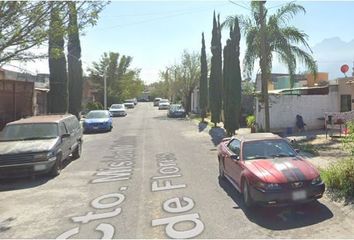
217, 133, 325, 207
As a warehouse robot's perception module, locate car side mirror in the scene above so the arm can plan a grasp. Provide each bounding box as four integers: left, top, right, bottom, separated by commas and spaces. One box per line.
61, 133, 70, 138
231, 154, 240, 161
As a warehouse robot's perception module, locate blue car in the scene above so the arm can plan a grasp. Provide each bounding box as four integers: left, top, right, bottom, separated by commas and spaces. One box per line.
83, 110, 113, 133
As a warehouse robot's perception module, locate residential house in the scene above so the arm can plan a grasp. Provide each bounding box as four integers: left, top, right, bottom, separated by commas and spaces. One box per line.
82, 77, 99, 107
254, 72, 340, 132
0, 68, 35, 129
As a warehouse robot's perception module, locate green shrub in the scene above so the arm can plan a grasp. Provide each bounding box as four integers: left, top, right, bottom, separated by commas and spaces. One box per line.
86, 102, 103, 111
342, 120, 354, 155
246, 115, 256, 128
321, 158, 354, 199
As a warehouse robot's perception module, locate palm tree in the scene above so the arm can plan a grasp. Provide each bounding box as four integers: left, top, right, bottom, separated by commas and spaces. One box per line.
223, 1, 317, 132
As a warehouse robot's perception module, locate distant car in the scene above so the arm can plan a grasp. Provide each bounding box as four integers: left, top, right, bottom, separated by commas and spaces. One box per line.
153, 97, 162, 106
83, 110, 113, 133
158, 99, 170, 110
0, 115, 83, 178
124, 99, 135, 109
217, 133, 325, 208
167, 104, 186, 118
109, 104, 127, 117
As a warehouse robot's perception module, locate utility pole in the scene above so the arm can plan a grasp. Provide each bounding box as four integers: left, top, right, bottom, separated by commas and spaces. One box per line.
104, 68, 107, 109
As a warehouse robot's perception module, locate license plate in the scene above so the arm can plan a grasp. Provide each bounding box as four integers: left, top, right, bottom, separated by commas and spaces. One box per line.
292, 190, 306, 200
34, 165, 46, 171
93, 126, 99, 129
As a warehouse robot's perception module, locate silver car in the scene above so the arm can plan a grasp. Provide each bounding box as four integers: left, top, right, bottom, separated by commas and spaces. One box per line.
109, 104, 127, 117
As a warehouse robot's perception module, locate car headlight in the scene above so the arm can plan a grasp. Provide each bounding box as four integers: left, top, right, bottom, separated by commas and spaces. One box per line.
33, 153, 48, 161
47, 151, 57, 161
311, 176, 322, 185
255, 182, 281, 191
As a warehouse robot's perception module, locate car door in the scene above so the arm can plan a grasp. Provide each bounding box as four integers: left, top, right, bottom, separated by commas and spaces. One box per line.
59, 121, 71, 160
67, 117, 79, 153
224, 139, 243, 189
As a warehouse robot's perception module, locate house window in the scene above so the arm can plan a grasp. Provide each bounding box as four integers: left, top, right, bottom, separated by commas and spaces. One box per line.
340, 95, 351, 112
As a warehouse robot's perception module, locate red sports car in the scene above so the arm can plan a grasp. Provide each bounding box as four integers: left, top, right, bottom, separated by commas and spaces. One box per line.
217, 133, 325, 207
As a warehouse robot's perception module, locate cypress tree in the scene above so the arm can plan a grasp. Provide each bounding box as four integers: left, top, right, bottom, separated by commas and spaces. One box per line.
223, 18, 242, 136
199, 32, 208, 122
68, 2, 83, 117
209, 12, 223, 127
48, 3, 68, 114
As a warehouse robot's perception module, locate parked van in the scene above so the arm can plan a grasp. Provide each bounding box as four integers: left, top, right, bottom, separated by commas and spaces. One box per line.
0, 114, 83, 178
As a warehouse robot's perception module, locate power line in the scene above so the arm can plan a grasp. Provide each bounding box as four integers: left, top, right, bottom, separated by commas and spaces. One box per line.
92, 3, 230, 31
228, 0, 252, 11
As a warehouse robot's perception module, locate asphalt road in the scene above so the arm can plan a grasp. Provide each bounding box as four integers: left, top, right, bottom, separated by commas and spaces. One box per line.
0, 102, 353, 239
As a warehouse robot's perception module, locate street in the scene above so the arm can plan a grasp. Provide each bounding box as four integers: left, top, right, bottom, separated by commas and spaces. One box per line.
0, 102, 353, 239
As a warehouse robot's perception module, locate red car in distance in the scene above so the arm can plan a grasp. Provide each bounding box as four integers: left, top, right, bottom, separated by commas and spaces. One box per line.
217, 133, 325, 208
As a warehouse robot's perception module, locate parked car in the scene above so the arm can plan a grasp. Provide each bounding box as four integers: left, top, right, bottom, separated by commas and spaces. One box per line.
124, 99, 135, 109
0, 114, 83, 178
158, 99, 170, 110
153, 97, 162, 106
217, 133, 325, 208
167, 104, 186, 118
83, 110, 113, 133
109, 104, 127, 117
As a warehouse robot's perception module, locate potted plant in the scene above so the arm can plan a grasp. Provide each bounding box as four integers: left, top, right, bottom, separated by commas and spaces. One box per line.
246, 115, 256, 133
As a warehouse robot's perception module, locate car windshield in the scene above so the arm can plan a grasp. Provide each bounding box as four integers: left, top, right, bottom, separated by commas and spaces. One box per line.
160, 99, 169, 103
86, 111, 109, 119
110, 104, 124, 109
124, 100, 134, 103
0, 123, 58, 141
171, 105, 183, 111
243, 139, 297, 160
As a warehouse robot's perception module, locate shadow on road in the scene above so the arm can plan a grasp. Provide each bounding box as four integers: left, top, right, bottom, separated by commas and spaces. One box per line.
209, 127, 226, 146
218, 177, 334, 230
153, 116, 188, 121
0, 158, 73, 192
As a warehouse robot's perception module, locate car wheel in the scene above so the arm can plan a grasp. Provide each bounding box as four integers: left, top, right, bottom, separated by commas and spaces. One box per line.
243, 180, 254, 208
72, 141, 82, 159
218, 157, 225, 178
49, 156, 62, 177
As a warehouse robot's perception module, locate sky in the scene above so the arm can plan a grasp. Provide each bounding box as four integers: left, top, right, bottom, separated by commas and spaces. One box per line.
7, 0, 354, 84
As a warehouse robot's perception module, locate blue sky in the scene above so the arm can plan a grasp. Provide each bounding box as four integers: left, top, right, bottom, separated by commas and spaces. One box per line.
9, 1, 354, 83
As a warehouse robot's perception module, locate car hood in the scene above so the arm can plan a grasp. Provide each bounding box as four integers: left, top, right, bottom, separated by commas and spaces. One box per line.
159, 103, 170, 105
84, 118, 110, 123
0, 138, 59, 155
245, 157, 319, 183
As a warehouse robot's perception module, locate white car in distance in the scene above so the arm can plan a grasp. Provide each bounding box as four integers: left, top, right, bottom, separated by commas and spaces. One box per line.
109, 104, 127, 117
158, 99, 170, 110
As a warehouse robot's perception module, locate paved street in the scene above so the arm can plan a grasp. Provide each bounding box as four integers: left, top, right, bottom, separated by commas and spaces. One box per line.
0, 103, 353, 239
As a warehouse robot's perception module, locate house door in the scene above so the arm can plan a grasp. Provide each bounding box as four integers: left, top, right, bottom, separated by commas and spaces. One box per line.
340, 95, 352, 112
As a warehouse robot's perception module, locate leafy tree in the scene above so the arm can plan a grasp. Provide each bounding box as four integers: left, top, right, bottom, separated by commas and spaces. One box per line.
159, 51, 200, 112
88, 52, 143, 106
199, 33, 208, 122
68, 2, 83, 117
223, 18, 242, 136
0, 1, 106, 65
223, 1, 317, 131
209, 12, 223, 127
0, 2, 50, 64
47, 3, 68, 114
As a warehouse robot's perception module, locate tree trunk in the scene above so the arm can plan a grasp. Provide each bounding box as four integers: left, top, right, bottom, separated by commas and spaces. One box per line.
259, 1, 270, 132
